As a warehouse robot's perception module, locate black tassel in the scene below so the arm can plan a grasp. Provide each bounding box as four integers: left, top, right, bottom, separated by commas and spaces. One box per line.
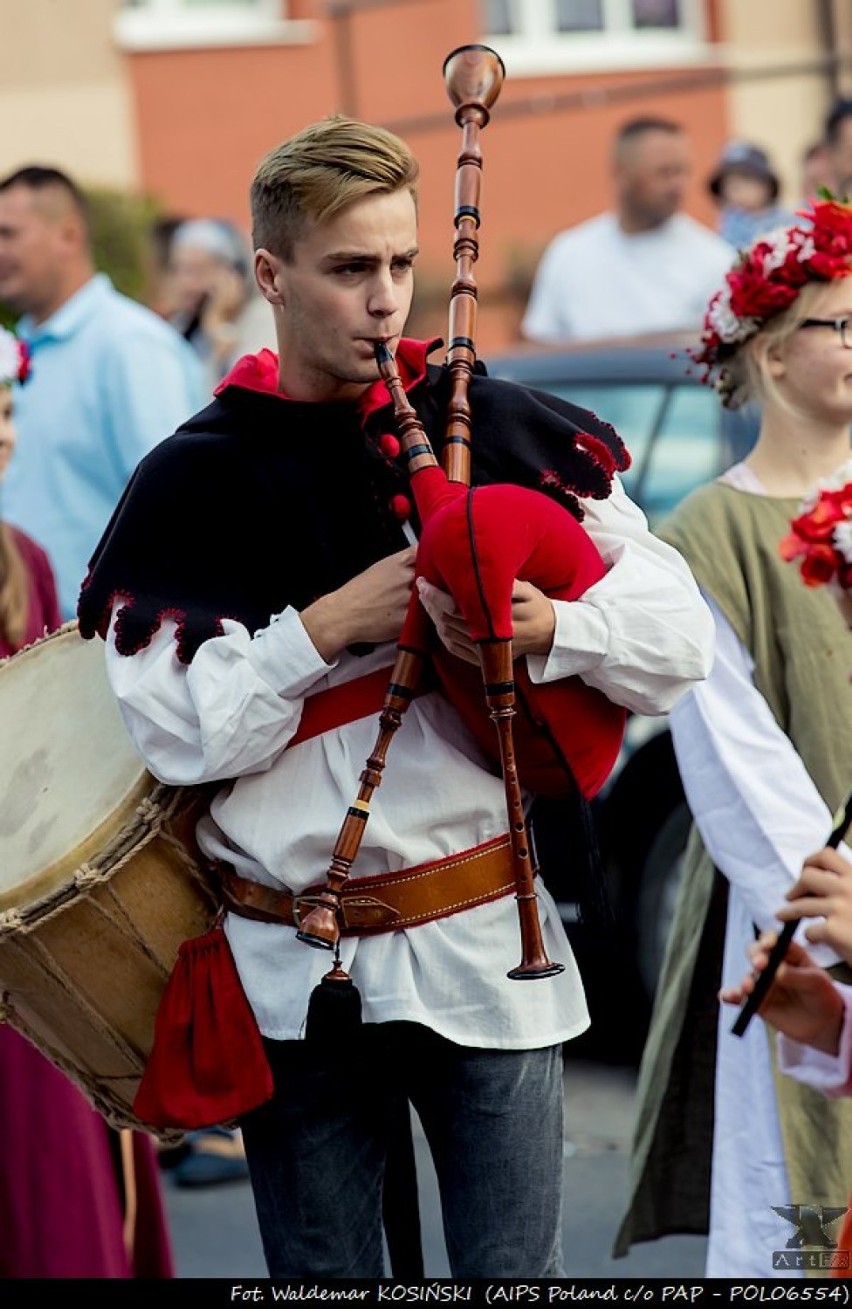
304, 952, 363, 1049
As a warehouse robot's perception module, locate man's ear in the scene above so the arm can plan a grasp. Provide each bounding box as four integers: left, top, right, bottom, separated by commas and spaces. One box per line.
59, 210, 88, 263
255, 249, 284, 306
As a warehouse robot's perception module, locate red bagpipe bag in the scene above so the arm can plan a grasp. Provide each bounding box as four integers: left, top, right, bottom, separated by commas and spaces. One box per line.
411, 475, 627, 800
132, 920, 273, 1131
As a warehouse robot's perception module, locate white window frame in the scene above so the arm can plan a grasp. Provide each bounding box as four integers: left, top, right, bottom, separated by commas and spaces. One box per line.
484, 0, 715, 76
115, 0, 315, 52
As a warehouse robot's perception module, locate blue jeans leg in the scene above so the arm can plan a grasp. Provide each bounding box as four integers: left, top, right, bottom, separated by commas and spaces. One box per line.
406, 1031, 565, 1277
240, 1024, 565, 1278
240, 1039, 393, 1277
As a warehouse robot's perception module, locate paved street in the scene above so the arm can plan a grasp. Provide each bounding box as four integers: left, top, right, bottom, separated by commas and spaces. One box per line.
162, 1056, 707, 1279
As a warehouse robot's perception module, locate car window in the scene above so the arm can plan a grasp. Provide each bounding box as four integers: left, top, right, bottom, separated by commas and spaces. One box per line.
533, 381, 730, 526
535, 383, 665, 467
633, 385, 728, 526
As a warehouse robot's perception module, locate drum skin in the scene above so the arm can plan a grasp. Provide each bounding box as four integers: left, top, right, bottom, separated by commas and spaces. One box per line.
0, 625, 218, 1139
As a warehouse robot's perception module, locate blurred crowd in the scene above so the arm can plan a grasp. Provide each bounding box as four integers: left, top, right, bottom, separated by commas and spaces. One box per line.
522, 95, 852, 346
151, 214, 275, 394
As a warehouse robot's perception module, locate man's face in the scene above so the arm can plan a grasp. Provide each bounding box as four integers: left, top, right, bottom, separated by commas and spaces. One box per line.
615, 130, 691, 228
719, 170, 773, 213
0, 186, 68, 318
830, 118, 852, 198
802, 144, 834, 202
168, 244, 226, 318
259, 188, 418, 403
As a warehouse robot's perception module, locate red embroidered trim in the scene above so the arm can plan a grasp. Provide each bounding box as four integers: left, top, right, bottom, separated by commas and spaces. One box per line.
537, 470, 583, 519
99, 590, 212, 665
575, 431, 620, 481
578, 410, 631, 470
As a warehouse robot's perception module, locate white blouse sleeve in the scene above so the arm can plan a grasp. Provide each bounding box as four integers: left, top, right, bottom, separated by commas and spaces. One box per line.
669, 593, 847, 968
776, 983, 852, 1097
526, 476, 715, 715
105, 606, 334, 786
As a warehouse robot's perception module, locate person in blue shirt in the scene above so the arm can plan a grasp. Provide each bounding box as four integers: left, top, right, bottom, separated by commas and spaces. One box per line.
0, 166, 204, 619
0, 165, 252, 1190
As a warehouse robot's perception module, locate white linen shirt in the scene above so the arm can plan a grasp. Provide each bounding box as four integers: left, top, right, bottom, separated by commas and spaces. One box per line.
106, 475, 713, 1047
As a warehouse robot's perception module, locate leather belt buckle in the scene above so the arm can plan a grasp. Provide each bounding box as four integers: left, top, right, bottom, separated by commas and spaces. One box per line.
291, 893, 324, 929
292, 892, 400, 931
339, 895, 401, 931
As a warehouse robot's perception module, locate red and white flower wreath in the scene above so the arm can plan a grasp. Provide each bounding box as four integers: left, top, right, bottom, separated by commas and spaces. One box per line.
693, 199, 852, 395
0, 326, 31, 389
779, 459, 852, 595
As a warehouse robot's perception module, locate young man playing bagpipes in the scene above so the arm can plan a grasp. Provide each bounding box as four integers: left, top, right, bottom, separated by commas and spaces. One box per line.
77, 100, 714, 1278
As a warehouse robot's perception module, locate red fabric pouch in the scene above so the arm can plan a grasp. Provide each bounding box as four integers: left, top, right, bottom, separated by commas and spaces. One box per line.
132, 921, 274, 1131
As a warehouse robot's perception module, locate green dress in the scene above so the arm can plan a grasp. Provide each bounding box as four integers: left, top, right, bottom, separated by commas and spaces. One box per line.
614, 480, 852, 1272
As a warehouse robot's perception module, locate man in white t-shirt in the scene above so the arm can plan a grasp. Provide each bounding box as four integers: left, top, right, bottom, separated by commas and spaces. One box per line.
521, 116, 734, 344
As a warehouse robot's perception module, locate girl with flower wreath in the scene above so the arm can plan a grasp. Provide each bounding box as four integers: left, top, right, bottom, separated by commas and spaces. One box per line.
614, 200, 852, 1278
0, 324, 175, 1278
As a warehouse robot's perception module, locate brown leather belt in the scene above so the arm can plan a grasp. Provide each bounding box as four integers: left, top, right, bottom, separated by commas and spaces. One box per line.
219, 834, 518, 936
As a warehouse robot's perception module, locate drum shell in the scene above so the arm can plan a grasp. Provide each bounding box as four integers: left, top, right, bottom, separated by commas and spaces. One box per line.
0, 784, 218, 1138
0, 626, 219, 1140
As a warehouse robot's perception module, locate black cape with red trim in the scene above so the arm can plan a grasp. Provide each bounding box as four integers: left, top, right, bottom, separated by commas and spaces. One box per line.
77, 338, 630, 664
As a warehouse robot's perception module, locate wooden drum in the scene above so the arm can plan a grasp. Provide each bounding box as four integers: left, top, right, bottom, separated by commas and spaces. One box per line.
0, 624, 218, 1137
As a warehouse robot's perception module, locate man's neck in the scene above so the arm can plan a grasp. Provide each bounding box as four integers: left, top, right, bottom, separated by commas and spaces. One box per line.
616, 211, 671, 235
29, 267, 96, 326
274, 362, 371, 405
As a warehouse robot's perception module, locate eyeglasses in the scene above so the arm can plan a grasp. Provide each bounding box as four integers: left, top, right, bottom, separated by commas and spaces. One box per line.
797, 317, 852, 349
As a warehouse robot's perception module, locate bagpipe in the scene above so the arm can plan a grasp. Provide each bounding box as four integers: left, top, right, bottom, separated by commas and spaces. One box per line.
296, 43, 627, 983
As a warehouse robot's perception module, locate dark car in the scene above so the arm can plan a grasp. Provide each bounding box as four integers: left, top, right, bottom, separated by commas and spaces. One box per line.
484, 334, 758, 1060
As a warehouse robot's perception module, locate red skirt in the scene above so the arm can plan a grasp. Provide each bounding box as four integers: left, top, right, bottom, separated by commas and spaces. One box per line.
0, 1026, 174, 1278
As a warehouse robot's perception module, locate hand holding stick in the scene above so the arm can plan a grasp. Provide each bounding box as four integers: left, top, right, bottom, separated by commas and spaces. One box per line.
730, 790, 852, 1037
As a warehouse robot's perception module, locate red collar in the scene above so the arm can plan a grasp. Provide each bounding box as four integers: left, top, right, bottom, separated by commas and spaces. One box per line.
214, 337, 442, 410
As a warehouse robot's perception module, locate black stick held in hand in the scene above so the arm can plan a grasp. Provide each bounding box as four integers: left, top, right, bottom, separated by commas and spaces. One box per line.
731, 791, 852, 1038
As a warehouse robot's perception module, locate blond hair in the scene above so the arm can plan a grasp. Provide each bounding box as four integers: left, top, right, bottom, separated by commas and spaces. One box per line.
0, 522, 28, 650
720, 281, 840, 415
250, 115, 419, 260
